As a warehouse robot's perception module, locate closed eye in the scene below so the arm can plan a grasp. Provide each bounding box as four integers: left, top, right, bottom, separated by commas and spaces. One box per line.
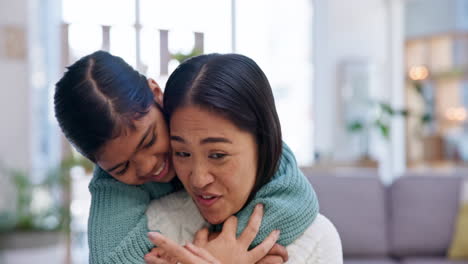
144, 133, 157, 149
116, 162, 129, 175
174, 151, 191, 158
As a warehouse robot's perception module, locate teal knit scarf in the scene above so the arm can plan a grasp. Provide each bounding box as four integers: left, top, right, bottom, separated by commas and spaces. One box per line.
214, 143, 319, 247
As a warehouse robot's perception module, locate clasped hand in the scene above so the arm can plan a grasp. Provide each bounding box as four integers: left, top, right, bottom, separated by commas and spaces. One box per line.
144, 204, 288, 264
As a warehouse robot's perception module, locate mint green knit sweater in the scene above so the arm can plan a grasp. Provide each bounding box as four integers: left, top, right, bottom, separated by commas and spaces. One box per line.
213, 143, 319, 247
88, 143, 319, 263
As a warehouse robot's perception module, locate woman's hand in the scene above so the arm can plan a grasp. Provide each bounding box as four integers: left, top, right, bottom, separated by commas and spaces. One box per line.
205, 230, 288, 263
146, 204, 281, 264
144, 236, 221, 264
256, 243, 288, 264
191, 204, 280, 263
145, 235, 287, 264
145, 247, 178, 264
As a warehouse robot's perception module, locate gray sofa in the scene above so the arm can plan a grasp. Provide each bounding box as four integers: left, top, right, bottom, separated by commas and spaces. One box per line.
305, 171, 468, 264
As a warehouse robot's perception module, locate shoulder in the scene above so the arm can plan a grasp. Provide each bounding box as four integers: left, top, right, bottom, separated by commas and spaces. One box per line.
89, 166, 170, 197
147, 191, 196, 214
89, 166, 120, 189
146, 191, 208, 244
87, 168, 152, 219
286, 214, 343, 264
89, 167, 126, 194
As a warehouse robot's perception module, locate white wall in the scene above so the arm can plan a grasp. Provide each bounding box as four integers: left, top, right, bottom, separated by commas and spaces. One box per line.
313, 0, 405, 179
0, 0, 31, 171
0, 0, 62, 212
313, 0, 389, 156
0, 0, 32, 213
235, 0, 314, 165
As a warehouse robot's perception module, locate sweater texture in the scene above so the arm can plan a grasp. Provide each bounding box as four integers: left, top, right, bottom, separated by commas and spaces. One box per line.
88, 143, 319, 263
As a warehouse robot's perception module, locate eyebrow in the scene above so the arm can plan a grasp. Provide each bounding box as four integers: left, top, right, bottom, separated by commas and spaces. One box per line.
201, 137, 232, 144
170, 136, 232, 145
170, 135, 185, 143
106, 124, 154, 173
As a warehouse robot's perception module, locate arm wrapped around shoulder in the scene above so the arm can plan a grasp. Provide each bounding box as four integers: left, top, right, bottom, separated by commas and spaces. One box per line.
88, 167, 173, 264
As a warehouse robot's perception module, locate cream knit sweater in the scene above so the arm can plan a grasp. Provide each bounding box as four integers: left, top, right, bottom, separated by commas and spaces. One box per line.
146, 191, 343, 264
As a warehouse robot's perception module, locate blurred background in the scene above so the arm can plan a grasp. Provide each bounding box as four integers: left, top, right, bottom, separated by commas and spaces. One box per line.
1, 0, 467, 263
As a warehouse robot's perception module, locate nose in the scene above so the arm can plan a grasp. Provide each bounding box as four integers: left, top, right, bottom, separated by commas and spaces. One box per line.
134, 152, 158, 178
190, 162, 214, 189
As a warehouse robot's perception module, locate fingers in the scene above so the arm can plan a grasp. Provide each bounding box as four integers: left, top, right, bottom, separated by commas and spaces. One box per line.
144, 254, 171, 264
158, 251, 178, 264
256, 255, 286, 264
267, 243, 289, 262
248, 230, 280, 263
148, 232, 205, 264
184, 242, 221, 264
193, 227, 210, 247
220, 215, 238, 238
207, 231, 220, 241
147, 247, 165, 257
238, 204, 264, 246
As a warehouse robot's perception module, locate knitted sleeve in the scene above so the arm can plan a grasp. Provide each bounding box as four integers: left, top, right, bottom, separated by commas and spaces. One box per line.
231, 143, 320, 247
88, 167, 173, 264
285, 214, 343, 264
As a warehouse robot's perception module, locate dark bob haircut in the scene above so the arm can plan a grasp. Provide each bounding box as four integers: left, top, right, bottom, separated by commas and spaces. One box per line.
163, 53, 282, 196
54, 50, 156, 161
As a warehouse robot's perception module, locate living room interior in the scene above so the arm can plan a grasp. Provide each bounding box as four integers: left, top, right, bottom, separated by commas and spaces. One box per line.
0, 0, 467, 263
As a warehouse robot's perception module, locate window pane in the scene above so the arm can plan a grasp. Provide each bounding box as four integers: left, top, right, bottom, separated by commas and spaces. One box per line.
236, 0, 314, 165
63, 0, 135, 25
140, 0, 231, 53
68, 24, 102, 61
110, 26, 137, 68
169, 29, 195, 54
140, 27, 160, 78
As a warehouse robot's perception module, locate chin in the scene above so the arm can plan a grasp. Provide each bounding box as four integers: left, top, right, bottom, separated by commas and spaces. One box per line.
158, 171, 176, 183
203, 213, 228, 225
205, 218, 224, 225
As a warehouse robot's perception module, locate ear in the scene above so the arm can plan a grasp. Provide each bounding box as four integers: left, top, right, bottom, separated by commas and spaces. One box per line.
147, 78, 163, 106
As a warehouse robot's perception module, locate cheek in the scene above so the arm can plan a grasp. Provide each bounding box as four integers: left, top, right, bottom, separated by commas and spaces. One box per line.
156, 129, 171, 151
110, 168, 139, 185
153, 115, 170, 151
222, 159, 256, 197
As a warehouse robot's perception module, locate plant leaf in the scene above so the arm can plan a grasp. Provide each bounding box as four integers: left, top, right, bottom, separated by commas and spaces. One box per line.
347, 121, 364, 132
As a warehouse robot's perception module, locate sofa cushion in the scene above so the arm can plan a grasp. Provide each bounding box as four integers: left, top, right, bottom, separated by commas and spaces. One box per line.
307, 174, 389, 257
390, 175, 463, 257
346, 259, 399, 264
402, 257, 468, 264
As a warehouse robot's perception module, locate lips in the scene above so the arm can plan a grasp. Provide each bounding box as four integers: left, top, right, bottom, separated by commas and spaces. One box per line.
194, 192, 222, 207
148, 156, 170, 181
154, 161, 165, 175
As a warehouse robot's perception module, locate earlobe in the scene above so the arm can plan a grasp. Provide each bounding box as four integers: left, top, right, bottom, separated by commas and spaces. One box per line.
147, 78, 164, 106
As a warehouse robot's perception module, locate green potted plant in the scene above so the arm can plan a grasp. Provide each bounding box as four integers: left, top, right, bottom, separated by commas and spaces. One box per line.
347, 100, 409, 164
171, 47, 203, 63
0, 155, 92, 252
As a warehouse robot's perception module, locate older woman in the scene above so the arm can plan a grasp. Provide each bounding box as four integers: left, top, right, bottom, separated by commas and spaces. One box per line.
145, 53, 343, 264
54, 51, 328, 264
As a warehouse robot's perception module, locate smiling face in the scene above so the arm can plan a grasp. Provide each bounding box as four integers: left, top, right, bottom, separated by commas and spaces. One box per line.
170, 105, 258, 224
96, 104, 176, 185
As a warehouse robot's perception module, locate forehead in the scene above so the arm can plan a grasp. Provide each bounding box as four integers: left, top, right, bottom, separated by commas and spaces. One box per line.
170, 106, 251, 141
172, 106, 230, 128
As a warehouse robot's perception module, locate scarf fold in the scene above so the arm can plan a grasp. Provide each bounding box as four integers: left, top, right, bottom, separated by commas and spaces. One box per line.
214, 143, 319, 247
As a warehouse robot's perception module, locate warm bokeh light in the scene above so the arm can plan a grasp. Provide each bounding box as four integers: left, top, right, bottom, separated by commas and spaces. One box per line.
409, 65, 429, 81
445, 107, 467, 122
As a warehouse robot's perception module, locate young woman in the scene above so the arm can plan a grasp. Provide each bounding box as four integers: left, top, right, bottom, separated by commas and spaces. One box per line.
144, 53, 343, 264
54, 51, 322, 264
